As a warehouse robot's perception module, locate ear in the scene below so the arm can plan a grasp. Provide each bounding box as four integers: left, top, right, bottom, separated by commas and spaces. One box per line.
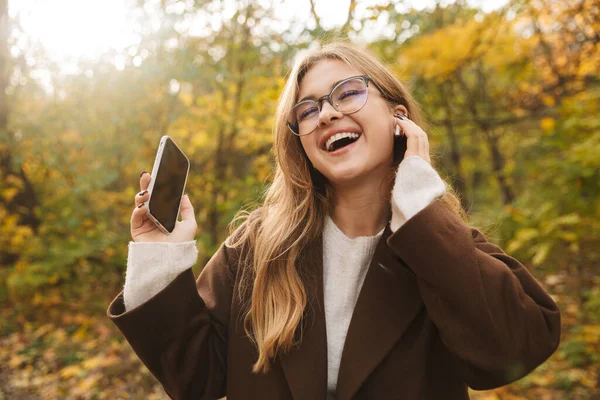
392, 104, 409, 118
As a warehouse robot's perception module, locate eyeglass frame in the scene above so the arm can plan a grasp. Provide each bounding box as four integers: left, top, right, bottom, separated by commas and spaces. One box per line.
286, 74, 391, 136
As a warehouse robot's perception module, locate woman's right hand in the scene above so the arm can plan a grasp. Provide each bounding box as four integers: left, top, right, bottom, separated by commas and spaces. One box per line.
130, 171, 198, 243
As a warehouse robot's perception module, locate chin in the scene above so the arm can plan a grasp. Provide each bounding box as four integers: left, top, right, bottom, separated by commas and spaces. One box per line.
322, 165, 366, 186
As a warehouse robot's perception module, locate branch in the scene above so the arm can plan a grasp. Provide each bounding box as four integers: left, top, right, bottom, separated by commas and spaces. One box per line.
341, 0, 356, 34
308, 0, 323, 31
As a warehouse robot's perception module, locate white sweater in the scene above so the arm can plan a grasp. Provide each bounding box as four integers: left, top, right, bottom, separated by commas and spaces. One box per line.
122, 155, 446, 397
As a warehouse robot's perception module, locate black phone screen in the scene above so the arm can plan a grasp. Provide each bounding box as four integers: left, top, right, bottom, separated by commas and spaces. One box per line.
148, 138, 189, 233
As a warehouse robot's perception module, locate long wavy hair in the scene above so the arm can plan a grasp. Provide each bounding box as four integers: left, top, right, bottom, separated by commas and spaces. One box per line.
227, 41, 468, 373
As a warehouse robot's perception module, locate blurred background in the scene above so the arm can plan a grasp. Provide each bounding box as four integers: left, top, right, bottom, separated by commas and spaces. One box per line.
0, 0, 598, 398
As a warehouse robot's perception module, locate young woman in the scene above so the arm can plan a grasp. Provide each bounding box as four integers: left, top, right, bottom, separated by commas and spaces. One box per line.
108, 42, 561, 400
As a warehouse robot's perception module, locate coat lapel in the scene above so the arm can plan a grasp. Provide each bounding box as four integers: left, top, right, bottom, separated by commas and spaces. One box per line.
280, 234, 328, 400
335, 225, 424, 400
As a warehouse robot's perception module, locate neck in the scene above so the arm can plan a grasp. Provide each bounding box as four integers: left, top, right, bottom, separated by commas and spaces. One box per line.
330, 175, 392, 238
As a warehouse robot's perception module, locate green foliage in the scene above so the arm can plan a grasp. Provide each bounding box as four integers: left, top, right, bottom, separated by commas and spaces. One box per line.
583, 286, 600, 323
559, 328, 593, 368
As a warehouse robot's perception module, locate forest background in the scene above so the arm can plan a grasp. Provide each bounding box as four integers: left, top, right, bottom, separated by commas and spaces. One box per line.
0, 0, 598, 398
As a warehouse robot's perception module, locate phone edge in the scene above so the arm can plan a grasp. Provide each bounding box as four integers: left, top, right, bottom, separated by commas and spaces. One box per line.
145, 135, 190, 235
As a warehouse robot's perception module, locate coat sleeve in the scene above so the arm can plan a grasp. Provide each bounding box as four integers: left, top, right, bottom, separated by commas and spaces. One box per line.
107, 239, 241, 400
389, 155, 447, 232
386, 199, 561, 390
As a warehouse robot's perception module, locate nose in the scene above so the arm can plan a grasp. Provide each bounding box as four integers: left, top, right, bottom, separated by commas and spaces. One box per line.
317, 100, 343, 129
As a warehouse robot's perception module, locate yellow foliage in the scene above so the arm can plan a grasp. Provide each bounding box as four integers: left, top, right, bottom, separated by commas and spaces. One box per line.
11, 225, 33, 249
532, 242, 552, 266
72, 325, 89, 341
33, 324, 54, 339
59, 365, 82, 379
59, 129, 80, 142
399, 16, 515, 80
5, 174, 23, 188
53, 329, 67, 342
2, 187, 19, 202
179, 92, 194, 106
580, 374, 597, 388
76, 374, 100, 391
32, 293, 44, 305
581, 325, 600, 344
540, 118, 555, 132
8, 354, 28, 368
542, 95, 556, 107
82, 355, 106, 370
529, 372, 556, 386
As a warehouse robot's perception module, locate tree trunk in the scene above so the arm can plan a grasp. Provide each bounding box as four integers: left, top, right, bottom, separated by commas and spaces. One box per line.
454, 68, 515, 205
483, 129, 514, 205
440, 82, 470, 211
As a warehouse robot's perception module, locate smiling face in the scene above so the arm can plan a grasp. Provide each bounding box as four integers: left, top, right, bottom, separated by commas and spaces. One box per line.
297, 59, 400, 188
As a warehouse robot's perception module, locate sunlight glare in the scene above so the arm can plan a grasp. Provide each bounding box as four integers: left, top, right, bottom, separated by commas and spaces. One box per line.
11, 0, 509, 74
15, 0, 138, 64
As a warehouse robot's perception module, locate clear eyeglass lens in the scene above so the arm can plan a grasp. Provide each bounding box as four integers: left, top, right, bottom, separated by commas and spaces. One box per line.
332, 79, 368, 113
288, 77, 368, 136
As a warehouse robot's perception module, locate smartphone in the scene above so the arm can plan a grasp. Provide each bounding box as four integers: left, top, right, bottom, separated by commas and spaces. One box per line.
145, 136, 190, 234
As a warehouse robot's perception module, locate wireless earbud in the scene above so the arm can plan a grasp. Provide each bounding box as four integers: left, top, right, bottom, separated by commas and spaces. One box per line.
394, 113, 407, 136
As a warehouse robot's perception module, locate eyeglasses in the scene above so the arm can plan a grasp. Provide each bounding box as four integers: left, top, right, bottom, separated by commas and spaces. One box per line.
286, 75, 386, 136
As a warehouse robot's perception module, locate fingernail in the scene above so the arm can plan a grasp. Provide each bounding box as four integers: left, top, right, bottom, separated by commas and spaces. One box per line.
140, 170, 147, 177
137, 190, 148, 196
137, 202, 144, 208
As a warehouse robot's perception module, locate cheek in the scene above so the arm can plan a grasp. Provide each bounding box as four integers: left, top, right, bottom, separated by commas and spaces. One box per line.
361, 115, 393, 142
299, 137, 317, 161
355, 104, 393, 133
299, 137, 309, 153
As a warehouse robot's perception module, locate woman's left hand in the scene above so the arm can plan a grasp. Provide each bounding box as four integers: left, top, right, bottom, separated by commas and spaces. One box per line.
395, 115, 431, 165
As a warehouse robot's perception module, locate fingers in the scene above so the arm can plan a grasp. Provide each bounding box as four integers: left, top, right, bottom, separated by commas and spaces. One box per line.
395, 115, 431, 164
131, 201, 148, 230
140, 170, 151, 191
179, 194, 196, 223
135, 189, 149, 207
133, 170, 151, 224
135, 170, 151, 207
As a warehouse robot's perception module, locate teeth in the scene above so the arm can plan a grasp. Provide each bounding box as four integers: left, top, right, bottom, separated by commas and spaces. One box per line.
326, 132, 360, 151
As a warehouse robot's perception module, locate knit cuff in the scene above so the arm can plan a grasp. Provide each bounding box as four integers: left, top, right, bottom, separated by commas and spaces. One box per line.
390, 156, 447, 232
123, 240, 198, 311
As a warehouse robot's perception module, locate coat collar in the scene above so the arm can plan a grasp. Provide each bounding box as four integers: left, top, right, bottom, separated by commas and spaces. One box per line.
280, 224, 424, 400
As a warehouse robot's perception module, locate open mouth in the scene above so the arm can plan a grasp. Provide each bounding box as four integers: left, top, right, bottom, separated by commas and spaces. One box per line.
325, 132, 362, 152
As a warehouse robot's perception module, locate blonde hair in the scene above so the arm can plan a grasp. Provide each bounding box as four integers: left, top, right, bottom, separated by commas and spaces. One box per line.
228, 41, 468, 373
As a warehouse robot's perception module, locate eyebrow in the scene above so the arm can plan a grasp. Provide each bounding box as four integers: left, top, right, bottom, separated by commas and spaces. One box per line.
297, 76, 352, 103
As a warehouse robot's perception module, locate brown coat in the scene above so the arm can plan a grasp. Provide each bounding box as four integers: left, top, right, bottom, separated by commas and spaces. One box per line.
107, 200, 561, 400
